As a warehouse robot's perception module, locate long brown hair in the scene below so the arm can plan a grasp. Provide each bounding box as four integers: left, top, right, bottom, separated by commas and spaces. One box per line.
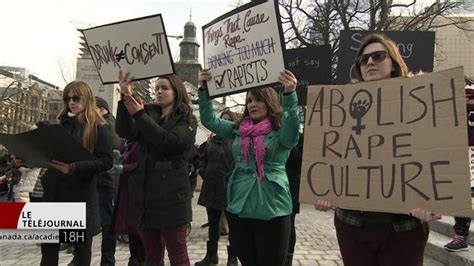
58, 81, 106, 152
157, 74, 194, 121
354, 34, 409, 82
236, 87, 282, 131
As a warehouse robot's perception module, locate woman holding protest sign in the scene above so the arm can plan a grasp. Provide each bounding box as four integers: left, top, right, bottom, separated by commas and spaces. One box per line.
197, 68, 299, 266
314, 33, 440, 266
116, 70, 197, 266
40, 81, 113, 266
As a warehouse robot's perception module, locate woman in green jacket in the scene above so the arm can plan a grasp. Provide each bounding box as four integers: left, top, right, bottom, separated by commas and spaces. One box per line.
198, 69, 299, 266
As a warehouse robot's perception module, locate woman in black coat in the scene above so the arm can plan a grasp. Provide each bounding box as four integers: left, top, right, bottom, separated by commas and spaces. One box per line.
41, 81, 113, 266
196, 110, 238, 266
116, 71, 197, 265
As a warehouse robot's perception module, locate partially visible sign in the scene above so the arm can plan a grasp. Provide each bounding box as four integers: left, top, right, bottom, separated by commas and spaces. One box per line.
202, 0, 286, 98
81, 14, 174, 84
336, 30, 435, 84
274, 46, 332, 105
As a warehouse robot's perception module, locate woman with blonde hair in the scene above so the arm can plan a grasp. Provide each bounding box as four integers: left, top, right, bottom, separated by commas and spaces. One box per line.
315, 33, 440, 266
198, 69, 299, 265
40, 81, 113, 266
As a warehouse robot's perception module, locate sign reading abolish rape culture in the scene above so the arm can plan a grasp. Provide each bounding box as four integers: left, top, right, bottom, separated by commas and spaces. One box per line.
202, 0, 286, 98
300, 67, 473, 216
81, 14, 174, 84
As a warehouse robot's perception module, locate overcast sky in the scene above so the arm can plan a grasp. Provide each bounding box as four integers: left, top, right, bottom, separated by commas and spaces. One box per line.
1, 0, 239, 87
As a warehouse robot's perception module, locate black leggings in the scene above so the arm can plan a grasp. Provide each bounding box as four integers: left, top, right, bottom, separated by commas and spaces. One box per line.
227, 213, 290, 266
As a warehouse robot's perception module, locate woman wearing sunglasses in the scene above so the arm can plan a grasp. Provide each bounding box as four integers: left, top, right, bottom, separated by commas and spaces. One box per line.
41, 81, 113, 266
315, 34, 441, 266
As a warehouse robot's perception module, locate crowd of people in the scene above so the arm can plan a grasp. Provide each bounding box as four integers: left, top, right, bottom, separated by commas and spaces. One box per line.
0, 33, 472, 266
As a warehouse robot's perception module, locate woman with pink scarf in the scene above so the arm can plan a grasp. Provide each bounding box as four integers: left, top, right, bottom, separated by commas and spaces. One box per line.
198, 69, 299, 266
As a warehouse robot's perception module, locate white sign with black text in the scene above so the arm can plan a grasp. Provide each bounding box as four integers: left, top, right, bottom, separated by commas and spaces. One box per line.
81, 14, 175, 84
202, 0, 286, 98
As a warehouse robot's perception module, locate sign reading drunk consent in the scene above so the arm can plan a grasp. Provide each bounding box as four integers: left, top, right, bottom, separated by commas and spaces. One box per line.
336, 30, 435, 84
81, 14, 174, 84
202, 0, 286, 98
299, 67, 473, 216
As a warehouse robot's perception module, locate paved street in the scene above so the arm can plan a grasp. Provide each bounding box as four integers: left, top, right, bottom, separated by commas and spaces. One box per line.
0, 192, 441, 266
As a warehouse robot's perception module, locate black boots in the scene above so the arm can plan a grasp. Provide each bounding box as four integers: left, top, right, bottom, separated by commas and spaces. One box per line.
195, 241, 218, 266
226, 245, 238, 266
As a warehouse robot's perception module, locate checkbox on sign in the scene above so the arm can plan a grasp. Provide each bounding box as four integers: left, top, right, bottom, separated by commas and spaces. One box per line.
214, 71, 226, 89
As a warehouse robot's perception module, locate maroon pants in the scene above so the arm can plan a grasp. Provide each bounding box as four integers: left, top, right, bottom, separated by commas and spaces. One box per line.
138, 224, 190, 266
335, 216, 429, 266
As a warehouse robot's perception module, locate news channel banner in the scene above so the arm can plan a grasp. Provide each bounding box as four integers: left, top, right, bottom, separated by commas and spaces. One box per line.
0, 202, 86, 243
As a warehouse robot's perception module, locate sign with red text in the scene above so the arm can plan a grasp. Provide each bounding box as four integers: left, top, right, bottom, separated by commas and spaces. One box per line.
202, 0, 286, 98
0, 202, 85, 229
81, 14, 174, 84
0, 203, 86, 243
300, 67, 473, 216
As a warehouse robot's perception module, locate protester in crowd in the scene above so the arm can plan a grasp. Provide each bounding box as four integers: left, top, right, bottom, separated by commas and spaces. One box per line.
314, 33, 441, 266
12, 161, 41, 202
116, 70, 197, 265
113, 140, 146, 265
285, 133, 303, 266
40, 81, 113, 266
96, 96, 122, 150
195, 109, 238, 266
198, 69, 299, 265
95, 96, 122, 266
444, 86, 474, 252
68, 97, 122, 265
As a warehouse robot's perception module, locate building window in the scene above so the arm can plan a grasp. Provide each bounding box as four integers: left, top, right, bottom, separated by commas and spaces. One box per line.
31, 96, 39, 108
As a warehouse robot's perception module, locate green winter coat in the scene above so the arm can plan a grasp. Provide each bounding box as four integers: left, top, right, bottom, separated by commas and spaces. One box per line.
198, 89, 300, 220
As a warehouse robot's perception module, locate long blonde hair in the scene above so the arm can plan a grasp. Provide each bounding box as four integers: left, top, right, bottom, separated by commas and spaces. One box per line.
59, 81, 106, 152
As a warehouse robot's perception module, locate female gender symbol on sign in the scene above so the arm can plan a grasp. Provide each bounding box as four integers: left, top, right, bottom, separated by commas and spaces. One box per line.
349, 89, 373, 135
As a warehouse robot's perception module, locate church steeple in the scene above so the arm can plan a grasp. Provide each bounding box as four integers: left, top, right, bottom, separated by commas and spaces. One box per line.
178, 12, 200, 64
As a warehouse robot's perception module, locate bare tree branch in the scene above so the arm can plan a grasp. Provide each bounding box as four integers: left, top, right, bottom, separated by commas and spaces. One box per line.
279, 0, 473, 80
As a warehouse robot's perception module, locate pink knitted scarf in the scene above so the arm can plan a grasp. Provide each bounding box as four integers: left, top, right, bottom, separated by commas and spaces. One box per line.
239, 116, 272, 183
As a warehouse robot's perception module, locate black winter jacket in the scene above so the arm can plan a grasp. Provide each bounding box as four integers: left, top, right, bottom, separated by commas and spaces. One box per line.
116, 101, 197, 228
41, 115, 113, 235
96, 112, 121, 189
197, 136, 233, 210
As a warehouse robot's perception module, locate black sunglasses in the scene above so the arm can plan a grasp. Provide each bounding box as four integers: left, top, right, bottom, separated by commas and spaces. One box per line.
357, 51, 388, 66
64, 95, 82, 103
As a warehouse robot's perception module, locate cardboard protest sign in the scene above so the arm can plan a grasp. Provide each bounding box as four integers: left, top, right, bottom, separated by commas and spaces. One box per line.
81, 14, 174, 84
300, 67, 473, 216
202, 0, 286, 98
336, 30, 435, 84
0, 125, 95, 168
274, 46, 332, 105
